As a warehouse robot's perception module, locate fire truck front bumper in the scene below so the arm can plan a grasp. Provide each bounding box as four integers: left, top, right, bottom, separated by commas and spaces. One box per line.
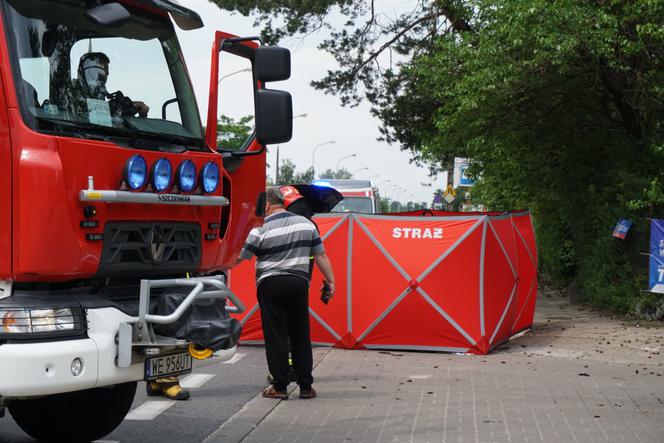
0, 306, 236, 399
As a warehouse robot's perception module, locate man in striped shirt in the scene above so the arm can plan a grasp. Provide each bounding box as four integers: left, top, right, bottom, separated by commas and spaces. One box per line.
238, 187, 335, 400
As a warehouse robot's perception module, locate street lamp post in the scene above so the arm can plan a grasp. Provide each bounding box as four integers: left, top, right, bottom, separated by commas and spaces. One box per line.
384, 183, 397, 199
275, 113, 308, 184
394, 187, 407, 210
377, 179, 391, 187
352, 167, 369, 176
335, 153, 356, 170
311, 140, 336, 178
218, 67, 251, 84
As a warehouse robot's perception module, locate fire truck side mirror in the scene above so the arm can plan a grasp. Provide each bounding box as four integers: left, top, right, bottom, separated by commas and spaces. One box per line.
255, 89, 293, 145
85, 3, 131, 28
254, 47, 291, 82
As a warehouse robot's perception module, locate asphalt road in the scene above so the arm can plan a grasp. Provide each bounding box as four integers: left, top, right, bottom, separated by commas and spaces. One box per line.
0, 346, 270, 443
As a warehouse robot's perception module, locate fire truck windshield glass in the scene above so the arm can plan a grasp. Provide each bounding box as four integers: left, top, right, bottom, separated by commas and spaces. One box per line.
5, 0, 205, 150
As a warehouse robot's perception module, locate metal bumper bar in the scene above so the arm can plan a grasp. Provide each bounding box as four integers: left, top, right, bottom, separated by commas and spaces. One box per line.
79, 175, 228, 207
117, 275, 244, 368
79, 189, 228, 206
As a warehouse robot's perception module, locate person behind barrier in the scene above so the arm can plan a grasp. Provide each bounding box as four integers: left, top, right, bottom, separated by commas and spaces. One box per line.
237, 187, 335, 400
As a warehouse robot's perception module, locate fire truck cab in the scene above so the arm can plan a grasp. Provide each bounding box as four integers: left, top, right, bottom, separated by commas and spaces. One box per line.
0, 1, 292, 440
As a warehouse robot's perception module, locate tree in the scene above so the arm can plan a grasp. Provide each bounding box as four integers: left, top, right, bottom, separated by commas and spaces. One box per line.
318, 168, 352, 179
209, 1, 470, 110
216, 115, 253, 151
403, 1, 664, 316
295, 167, 315, 184
379, 196, 392, 213
278, 158, 296, 184
278, 159, 315, 184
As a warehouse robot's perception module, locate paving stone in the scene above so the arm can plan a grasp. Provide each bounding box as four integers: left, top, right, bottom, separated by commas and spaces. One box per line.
211, 291, 664, 443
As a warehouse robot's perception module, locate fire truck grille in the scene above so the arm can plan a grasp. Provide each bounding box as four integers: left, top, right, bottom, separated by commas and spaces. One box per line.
99, 222, 201, 275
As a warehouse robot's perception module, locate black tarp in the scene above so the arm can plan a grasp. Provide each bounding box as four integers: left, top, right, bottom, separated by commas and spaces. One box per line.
153, 290, 241, 351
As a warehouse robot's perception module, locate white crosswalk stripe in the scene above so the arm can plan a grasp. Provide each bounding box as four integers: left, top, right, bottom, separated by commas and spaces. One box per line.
125, 400, 175, 421
123, 353, 246, 423
179, 373, 215, 389
222, 352, 246, 364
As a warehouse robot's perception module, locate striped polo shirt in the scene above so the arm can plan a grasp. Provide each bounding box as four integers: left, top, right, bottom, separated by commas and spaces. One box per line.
239, 211, 324, 285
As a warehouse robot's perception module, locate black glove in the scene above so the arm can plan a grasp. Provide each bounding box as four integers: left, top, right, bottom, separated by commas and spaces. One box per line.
108, 90, 136, 116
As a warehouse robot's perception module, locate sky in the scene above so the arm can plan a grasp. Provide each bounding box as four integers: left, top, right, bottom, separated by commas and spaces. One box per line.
174, 0, 440, 204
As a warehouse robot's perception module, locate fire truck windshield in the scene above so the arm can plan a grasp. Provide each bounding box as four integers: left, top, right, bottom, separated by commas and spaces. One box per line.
4, 0, 205, 150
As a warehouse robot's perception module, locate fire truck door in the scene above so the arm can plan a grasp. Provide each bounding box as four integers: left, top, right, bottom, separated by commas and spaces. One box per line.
208, 32, 267, 268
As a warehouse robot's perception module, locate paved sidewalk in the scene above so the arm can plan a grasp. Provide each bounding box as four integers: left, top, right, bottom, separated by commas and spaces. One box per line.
207, 290, 664, 442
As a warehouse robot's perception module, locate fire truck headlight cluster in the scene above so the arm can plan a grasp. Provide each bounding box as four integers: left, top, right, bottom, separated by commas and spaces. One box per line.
124, 154, 148, 190
177, 160, 197, 193
151, 158, 173, 192
124, 156, 220, 194
0, 308, 85, 336
201, 162, 220, 193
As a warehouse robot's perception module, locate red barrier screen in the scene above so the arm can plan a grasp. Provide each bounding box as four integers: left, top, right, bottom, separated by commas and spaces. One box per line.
229, 211, 538, 354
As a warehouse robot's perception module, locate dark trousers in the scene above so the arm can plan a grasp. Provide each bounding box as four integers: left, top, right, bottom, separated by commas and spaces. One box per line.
257, 275, 313, 391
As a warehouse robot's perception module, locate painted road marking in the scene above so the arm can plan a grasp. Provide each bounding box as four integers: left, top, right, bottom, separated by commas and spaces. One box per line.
180, 373, 215, 389
123, 353, 246, 423
125, 400, 174, 421
222, 352, 246, 364
408, 374, 431, 380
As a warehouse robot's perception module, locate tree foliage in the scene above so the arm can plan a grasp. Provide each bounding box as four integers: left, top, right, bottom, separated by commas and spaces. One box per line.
278, 158, 315, 184
216, 115, 253, 151
212, 0, 664, 316
318, 168, 353, 179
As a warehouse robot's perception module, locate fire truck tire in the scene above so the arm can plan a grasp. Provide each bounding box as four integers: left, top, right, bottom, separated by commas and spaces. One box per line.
8, 381, 137, 442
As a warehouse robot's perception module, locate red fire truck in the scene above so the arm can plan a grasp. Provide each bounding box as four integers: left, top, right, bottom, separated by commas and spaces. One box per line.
0, 1, 292, 440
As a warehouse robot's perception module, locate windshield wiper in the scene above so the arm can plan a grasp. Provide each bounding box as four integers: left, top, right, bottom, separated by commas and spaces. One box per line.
36, 116, 125, 139
124, 128, 205, 150
36, 116, 204, 151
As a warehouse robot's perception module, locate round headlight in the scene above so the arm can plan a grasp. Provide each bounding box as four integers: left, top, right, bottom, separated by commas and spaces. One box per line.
124, 155, 147, 190
177, 160, 197, 193
200, 162, 220, 193
151, 158, 173, 192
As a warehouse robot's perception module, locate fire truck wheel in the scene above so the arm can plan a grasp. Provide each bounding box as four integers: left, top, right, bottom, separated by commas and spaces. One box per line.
8, 381, 137, 442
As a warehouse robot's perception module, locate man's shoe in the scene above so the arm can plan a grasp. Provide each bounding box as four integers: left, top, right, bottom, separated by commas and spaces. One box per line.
146, 379, 190, 401
299, 386, 317, 399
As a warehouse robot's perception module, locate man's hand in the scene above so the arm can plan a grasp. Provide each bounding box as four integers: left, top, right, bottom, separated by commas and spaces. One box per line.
132, 101, 149, 118
326, 281, 336, 296
314, 252, 335, 297
320, 280, 335, 305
